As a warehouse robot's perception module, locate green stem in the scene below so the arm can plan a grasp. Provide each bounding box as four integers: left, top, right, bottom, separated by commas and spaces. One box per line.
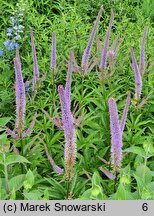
66, 180, 70, 199
143, 144, 149, 182
114, 172, 118, 193
80, 75, 84, 106
20, 138, 24, 174
51, 69, 56, 102
3, 153, 10, 198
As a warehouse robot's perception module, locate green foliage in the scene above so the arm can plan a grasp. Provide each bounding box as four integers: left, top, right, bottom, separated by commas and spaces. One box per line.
0, 0, 154, 200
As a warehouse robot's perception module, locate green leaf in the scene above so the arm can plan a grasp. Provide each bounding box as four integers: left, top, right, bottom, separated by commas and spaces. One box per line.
91, 185, 102, 197
134, 174, 147, 197
92, 172, 101, 186
124, 146, 145, 157
23, 190, 42, 200
135, 164, 152, 184
23, 170, 35, 190
42, 188, 49, 200
79, 189, 92, 200
45, 178, 66, 195
0, 117, 11, 128
5, 155, 30, 165
147, 182, 154, 191
10, 188, 16, 200
116, 184, 126, 200
9, 174, 26, 192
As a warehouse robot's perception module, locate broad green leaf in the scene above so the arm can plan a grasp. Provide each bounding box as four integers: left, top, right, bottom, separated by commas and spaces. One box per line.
91, 184, 102, 197
79, 189, 92, 200
147, 182, 154, 191
0, 117, 11, 127
9, 174, 25, 191
124, 146, 145, 157
135, 164, 152, 184
134, 174, 147, 197
23, 170, 35, 190
92, 172, 101, 186
5, 155, 30, 165
23, 191, 42, 200
116, 184, 126, 200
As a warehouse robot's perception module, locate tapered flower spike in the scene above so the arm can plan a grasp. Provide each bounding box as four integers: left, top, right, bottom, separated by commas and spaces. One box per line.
130, 48, 142, 101
30, 28, 39, 92
81, 7, 102, 73
23, 113, 37, 138
50, 32, 56, 72
58, 85, 76, 180
108, 98, 122, 172
65, 58, 72, 109
4, 126, 19, 139
120, 91, 131, 133
44, 144, 64, 174
99, 167, 115, 180
139, 27, 148, 76
99, 11, 114, 74
14, 49, 26, 137
5, 50, 37, 140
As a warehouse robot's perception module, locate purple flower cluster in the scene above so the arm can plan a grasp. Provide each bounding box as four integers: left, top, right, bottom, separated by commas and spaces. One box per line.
108, 92, 131, 172
81, 8, 102, 74
50, 32, 56, 72
5, 49, 37, 139
42, 55, 85, 179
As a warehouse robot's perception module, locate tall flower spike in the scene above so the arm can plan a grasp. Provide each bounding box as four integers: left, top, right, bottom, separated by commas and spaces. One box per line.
108, 98, 122, 172
130, 48, 142, 101
14, 49, 26, 137
81, 7, 102, 74
50, 32, 56, 72
120, 91, 131, 133
30, 28, 39, 92
5, 49, 37, 140
58, 84, 76, 180
99, 10, 114, 74
65, 58, 72, 109
139, 27, 148, 76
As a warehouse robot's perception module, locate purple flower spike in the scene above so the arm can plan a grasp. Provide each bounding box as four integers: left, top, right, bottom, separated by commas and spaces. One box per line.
81, 8, 102, 73
108, 98, 122, 172
120, 92, 131, 133
44, 144, 64, 174
100, 11, 114, 73
58, 85, 76, 179
65, 58, 72, 109
23, 113, 37, 138
99, 167, 115, 180
4, 126, 19, 139
130, 48, 142, 101
30, 28, 39, 91
139, 27, 148, 76
50, 32, 56, 72
14, 49, 26, 137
